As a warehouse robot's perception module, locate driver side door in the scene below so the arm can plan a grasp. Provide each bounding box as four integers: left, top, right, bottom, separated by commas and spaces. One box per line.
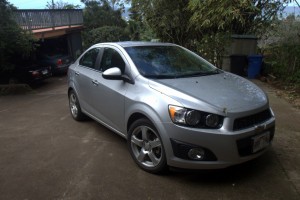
89, 47, 129, 133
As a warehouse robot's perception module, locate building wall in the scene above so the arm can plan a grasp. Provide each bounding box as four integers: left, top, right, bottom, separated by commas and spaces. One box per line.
67, 31, 83, 60
222, 35, 258, 72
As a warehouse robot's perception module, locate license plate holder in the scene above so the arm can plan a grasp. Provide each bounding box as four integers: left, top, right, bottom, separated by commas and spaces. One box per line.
42, 69, 48, 75
252, 131, 270, 153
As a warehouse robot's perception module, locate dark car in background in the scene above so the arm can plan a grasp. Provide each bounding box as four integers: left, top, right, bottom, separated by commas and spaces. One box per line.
0, 61, 51, 85
37, 53, 73, 75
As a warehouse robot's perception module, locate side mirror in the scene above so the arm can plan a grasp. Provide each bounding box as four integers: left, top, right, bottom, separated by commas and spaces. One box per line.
102, 67, 134, 84
102, 67, 122, 78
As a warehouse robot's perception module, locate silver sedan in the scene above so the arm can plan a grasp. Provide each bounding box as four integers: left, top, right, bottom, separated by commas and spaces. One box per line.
67, 42, 275, 173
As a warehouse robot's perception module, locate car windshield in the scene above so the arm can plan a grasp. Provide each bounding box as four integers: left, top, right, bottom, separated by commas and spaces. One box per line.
125, 45, 220, 79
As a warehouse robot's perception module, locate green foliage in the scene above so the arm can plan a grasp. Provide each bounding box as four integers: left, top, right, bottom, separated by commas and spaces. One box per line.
81, 0, 129, 48
127, 1, 156, 41
84, 26, 129, 48
82, 0, 126, 31
81, 0, 129, 10
188, 0, 288, 35
130, 0, 195, 48
262, 15, 300, 85
265, 45, 300, 85
126, 19, 156, 41
129, 0, 292, 69
0, 0, 36, 72
196, 33, 231, 68
126, 20, 140, 40
46, 0, 81, 9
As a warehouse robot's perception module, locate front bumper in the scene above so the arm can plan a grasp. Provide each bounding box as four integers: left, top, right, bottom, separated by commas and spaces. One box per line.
159, 112, 275, 169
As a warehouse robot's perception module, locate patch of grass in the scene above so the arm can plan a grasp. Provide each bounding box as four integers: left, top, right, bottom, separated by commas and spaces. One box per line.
271, 81, 300, 109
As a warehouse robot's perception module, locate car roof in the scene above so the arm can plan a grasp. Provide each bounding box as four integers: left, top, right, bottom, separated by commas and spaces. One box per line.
92, 41, 177, 48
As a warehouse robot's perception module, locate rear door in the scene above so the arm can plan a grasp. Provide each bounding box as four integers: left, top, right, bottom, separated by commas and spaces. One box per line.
74, 47, 101, 114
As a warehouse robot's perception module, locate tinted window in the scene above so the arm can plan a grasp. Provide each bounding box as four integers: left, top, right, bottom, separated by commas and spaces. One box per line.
100, 48, 125, 73
79, 48, 100, 69
125, 46, 219, 78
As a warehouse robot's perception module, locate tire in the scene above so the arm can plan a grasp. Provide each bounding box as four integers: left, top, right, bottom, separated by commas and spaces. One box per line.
68, 90, 86, 121
128, 118, 168, 174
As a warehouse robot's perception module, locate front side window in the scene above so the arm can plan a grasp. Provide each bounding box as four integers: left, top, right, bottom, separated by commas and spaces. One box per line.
100, 48, 125, 73
79, 48, 100, 69
125, 45, 220, 79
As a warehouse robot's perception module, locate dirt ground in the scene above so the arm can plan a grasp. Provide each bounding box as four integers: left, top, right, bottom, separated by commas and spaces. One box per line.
0, 77, 299, 200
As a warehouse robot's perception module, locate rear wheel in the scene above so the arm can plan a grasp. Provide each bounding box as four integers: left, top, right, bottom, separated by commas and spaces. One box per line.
68, 90, 86, 121
128, 118, 167, 174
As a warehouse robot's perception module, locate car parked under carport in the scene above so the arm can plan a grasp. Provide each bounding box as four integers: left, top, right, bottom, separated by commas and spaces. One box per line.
37, 53, 73, 75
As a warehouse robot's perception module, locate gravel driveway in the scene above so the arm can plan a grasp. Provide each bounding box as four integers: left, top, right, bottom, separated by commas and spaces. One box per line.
0, 77, 299, 200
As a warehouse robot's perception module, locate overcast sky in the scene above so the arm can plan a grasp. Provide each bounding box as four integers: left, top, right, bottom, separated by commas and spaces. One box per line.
8, 0, 84, 9
7, 0, 299, 11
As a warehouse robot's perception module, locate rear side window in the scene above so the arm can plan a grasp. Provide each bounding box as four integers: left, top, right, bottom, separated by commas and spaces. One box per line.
79, 48, 100, 69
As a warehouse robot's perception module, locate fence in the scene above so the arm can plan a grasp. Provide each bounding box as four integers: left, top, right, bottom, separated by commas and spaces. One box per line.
13, 9, 83, 31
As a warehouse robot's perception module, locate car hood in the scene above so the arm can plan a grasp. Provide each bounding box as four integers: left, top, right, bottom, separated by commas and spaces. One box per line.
148, 72, 268, 113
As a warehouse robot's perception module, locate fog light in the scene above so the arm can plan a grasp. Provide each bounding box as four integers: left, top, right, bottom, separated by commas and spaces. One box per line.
188, 148, 205, 160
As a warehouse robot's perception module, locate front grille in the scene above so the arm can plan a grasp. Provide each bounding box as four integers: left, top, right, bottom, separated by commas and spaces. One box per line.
236, 127, 275, 157
233, 109, 272, 131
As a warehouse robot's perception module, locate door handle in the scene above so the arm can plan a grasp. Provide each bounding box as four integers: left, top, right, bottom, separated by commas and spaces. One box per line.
92, 80, 99, 86
75, 71, 80, 76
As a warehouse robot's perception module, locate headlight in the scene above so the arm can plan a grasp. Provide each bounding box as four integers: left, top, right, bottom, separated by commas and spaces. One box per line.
185, 110, 201, 126
169, 106, 187, 124
205, 114, 220, 128
168, 105, 223, 129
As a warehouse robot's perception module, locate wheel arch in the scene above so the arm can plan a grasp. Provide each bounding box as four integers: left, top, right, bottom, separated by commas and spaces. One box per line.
125, 102, 170, 140
68, 87, 75, 96
68, 84, 79, 98
127, 112, 150, 133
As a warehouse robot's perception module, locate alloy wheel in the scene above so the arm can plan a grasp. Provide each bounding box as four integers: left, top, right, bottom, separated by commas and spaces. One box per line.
130, 125, 163, 168
69, 92, 78, 118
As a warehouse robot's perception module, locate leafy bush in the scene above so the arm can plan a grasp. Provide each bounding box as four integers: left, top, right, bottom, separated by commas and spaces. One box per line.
0, 0, 36, 73
196, 33, 230, 68
262, 15, 300, 86
84, 26, 129, 48
81, 1, 129, 49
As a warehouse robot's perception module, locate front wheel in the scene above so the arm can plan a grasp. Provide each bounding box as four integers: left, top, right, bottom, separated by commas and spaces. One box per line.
128, 118, 167, 174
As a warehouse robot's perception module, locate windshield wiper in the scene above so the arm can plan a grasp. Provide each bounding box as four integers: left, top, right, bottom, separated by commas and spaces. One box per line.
176, 71, 214, 78
143, 74, 178, 79
176, 69, 221, 78
143, 69, 222, 79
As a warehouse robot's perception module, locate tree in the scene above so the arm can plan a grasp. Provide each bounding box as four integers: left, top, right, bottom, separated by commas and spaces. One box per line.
82, 0, 126, 31
187, 0, 294, 67
85, 26, 129, 47
260, 14, 300, 84
188, 0, 291, 35
127, 1, 156, 41
130, 0, 195, 48
0, 0, 35, 72
46, 0, 81, 9
81, 0, 129, 48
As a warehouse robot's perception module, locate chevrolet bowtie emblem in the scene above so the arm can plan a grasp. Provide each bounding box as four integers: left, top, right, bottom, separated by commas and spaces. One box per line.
255, 124, 266, 132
